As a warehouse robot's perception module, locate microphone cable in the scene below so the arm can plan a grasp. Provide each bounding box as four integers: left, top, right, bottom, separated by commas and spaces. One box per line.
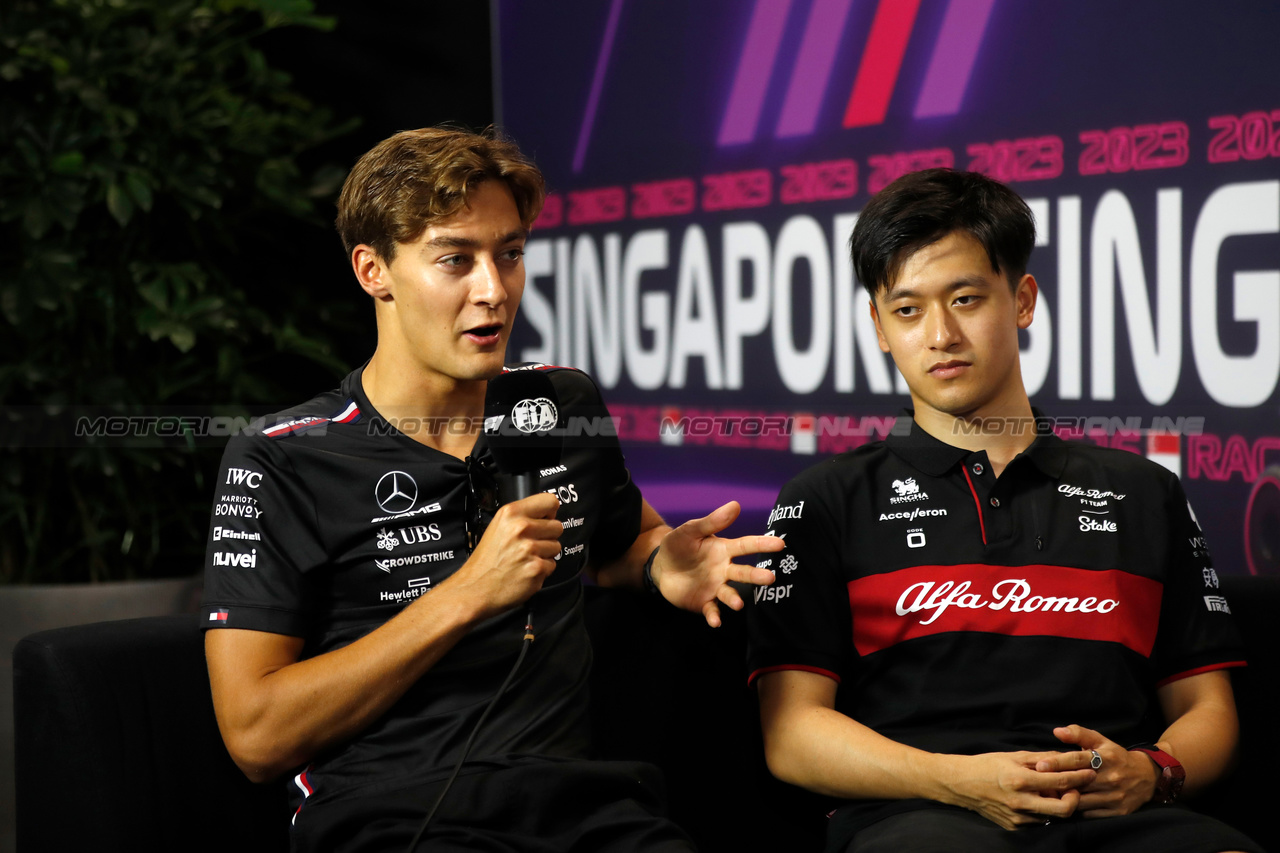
405, 609, 535, 852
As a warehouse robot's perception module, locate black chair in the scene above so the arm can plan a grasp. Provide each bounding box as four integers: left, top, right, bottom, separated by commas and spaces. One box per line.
13, 614, 287, 852
13, 577, 1277, 852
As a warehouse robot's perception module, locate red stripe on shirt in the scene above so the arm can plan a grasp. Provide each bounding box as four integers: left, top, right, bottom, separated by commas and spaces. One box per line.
961, 465, 988, 545
1155, 660, 1246, 688
747, 664, 842, 687
848, 563, 1163, 656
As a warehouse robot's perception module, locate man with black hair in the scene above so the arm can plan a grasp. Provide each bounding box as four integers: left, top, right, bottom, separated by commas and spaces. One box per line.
202, 126, 781, 852
748, 168, 1261, 853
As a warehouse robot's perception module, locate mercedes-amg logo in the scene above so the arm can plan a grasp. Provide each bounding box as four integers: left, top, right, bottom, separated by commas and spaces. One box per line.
511, 397, 558, 433
375, 471, 418, 515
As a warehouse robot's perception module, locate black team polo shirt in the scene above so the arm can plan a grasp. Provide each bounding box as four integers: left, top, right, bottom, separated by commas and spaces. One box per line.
747, 410, 1245, 841
201, 364, 642, 822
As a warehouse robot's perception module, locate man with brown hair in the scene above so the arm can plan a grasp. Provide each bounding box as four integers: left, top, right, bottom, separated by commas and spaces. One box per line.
202, 127, 780, 851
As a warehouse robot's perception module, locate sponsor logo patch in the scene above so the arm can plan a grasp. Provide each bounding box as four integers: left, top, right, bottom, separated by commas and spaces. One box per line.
547, 484, 579, 504
215, 495, 262, 519
554, 543, 586, 561
1059, 484, 1127, 501
879, 507, 948, 522
1203, 595, 1231, 614
376, 528, 400, 551
212, 549, 258, 568
767, 501, 804, 527
370, 501, 442, 525
213, 526, 260, 542
847, 564, 1162, 656
225, 467, 263, 488
375, 551, 454, 572
889, 478, 930, 505
1078, 516, 1118, 533
754, 584, 793, 604
375, 471, 418, 515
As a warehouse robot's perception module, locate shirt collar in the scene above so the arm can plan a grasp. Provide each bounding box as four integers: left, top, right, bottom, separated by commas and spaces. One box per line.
885, 408, 1069, 479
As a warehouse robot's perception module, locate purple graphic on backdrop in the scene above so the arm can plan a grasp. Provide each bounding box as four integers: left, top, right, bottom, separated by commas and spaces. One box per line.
496, 0, 1280, 578
718, 0, 793, 146
774, 0, 854, 139
572, 0, 624, 172
913, 0, 996, 119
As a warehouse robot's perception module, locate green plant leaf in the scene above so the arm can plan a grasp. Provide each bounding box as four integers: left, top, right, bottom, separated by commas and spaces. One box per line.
50, 150, 85, 175
168, 326, 196, 352
125, 172, 152, 211
1, 0, 353, 583
106, 182, 134, 226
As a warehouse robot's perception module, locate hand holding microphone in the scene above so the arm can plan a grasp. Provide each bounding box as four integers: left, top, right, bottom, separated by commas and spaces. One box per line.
451, 368, 566, 618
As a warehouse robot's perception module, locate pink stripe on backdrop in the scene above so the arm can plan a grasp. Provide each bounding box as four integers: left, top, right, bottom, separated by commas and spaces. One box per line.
842, 0, 922, 128
775, 0, 858, 138
914, 0, 997, 118
717, 0, 794, 146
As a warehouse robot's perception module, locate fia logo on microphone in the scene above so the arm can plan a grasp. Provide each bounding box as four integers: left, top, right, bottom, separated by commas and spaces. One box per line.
511, 397, 557, 433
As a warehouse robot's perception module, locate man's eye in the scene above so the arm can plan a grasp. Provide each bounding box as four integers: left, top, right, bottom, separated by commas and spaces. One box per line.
441, 255, 467, 268
501, 247, 525, 262
895, 306, 919, 317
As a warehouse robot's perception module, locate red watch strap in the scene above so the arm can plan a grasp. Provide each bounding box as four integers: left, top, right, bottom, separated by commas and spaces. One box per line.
1129, 745, 1186, 803
1130, 746, 1178, 770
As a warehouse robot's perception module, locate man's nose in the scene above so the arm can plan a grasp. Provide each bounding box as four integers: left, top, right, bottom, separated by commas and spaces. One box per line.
926, 306, 961, 350
471, 256, 506, 306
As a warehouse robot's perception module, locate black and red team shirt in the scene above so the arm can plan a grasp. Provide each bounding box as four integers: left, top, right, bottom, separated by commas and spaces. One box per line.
747, 411, 1245, 835
201, 364, 640, 819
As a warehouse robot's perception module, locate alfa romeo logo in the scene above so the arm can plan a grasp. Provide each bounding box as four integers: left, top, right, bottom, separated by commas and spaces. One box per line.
375, 471, 418, 514
511, 397, 558, 433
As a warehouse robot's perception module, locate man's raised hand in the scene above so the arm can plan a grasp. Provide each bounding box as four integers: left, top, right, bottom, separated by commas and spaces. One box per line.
649, 501, 785, 627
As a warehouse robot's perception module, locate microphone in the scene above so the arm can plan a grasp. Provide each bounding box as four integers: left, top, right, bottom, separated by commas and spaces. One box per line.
483, 367, 564, 502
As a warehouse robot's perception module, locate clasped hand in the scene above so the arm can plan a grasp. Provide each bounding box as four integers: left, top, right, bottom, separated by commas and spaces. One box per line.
1036, 725, 1159, 818
954, 724, 1158, 830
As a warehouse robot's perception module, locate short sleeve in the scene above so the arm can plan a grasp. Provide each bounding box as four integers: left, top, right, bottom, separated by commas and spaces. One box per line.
746, 468, 851, 686
1149, 473, 1247, 685
200, 433, 327, 636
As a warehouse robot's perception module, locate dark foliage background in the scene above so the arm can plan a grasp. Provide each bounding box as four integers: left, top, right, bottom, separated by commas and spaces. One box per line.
0, 0, 493, 582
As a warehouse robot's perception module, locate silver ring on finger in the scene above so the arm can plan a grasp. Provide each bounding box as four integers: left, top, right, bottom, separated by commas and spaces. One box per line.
1090, 749, 1103, 770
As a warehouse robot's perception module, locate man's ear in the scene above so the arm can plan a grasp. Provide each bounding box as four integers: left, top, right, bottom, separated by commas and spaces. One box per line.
352, 245, 393, 301
870, 298, 890, 353
1015, 274, 1038, 330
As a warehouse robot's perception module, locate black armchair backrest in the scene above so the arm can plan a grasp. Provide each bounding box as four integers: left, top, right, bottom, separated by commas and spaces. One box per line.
13, 614, 286, 853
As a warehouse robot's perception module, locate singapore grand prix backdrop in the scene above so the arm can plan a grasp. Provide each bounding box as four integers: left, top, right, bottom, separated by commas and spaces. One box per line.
494, 0, 1280, 577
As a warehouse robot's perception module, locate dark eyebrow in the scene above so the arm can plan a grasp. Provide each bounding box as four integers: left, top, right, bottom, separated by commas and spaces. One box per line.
421, 229, 529, 252
883, 276, 991, 302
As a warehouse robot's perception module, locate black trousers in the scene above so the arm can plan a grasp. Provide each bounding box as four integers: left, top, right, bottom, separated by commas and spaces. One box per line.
291, 756, 698, 853
842, 803, 1265, 853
